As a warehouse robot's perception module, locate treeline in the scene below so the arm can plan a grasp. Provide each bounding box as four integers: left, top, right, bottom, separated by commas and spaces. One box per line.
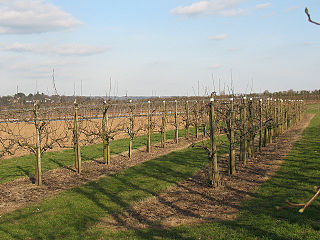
1, 88, 319, 108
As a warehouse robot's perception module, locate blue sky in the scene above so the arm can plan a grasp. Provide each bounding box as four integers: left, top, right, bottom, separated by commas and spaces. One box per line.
0, 0, 319, 96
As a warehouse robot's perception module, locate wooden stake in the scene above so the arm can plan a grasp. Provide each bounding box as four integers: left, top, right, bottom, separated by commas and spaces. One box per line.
175, 100, 179, 144
229, 98, 236, 175
209, 93, 220, 187
34, 102, 42, 186
74, 100, 81, 174
147, 101, 151, 153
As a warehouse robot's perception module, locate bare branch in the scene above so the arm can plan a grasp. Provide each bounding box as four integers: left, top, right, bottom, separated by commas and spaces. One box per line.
287, 186, 320, 213
305, 8, 320, 25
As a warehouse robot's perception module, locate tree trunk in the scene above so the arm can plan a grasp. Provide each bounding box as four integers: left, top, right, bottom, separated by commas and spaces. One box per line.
209, 94, 220, 187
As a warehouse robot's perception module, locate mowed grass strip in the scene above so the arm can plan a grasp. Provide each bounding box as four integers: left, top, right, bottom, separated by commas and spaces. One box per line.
99, 105, 320, 240
0, 135, 228, 240
0, 127, 196, 184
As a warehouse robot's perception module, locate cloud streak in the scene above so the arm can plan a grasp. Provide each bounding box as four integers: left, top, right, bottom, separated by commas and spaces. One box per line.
171, 0, 247, 16
0, 0, 81, 34
208, 34, 228, 40
2, 43, 109, 56
255, 3, 271, 9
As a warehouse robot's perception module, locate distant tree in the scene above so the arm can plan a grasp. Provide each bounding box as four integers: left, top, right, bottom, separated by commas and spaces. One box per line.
14, 92, 26, 99
263, 90, 270, 96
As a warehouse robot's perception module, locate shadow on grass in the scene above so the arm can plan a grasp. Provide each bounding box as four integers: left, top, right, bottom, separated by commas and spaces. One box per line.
101, 113, 320, 240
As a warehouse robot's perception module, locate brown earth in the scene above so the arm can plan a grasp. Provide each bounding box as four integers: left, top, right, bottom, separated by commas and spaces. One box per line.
95, 114, 314, 231
0, 135, 204, 215
0, 114, 312, 230
0, 114, 188, 159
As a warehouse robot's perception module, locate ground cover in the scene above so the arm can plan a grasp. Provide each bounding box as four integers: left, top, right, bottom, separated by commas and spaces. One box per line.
0, 106, 317, 240
0, 133, 228, 239
0, 127, 196, 184
95, 104, 320, 239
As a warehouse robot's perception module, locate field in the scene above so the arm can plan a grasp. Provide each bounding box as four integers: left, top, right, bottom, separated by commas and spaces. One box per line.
0, 99, 317, 240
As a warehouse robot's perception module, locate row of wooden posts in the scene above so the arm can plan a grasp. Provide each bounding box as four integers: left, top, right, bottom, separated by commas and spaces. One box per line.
32, 99, 186, 185
208, 94, 304, 187
32, 96, 304, 186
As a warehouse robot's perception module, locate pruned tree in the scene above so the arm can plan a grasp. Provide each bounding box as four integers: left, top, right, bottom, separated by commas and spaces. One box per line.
0, 102, 68, 185
126, 100, 144, 158
193, 93, 220, 187
79, 100, 125, 165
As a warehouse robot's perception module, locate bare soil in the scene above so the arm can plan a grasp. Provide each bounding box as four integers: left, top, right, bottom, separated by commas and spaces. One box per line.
0, 115, 186, 159
0, 114, 312, 231
96, 114, 314, 231
0, 135, 203, 215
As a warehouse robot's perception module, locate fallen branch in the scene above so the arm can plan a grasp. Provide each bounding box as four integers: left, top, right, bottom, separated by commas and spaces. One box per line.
287, 186, 320, 213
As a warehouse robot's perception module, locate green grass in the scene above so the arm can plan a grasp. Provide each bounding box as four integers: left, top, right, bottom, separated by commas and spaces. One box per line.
0, 135, 229, 240
0, 127, 196, 184
1, 105, 318, 240
98, 104, 320, 240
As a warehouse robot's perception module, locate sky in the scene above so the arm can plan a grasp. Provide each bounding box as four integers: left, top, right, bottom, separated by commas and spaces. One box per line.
0, 0, 319, 97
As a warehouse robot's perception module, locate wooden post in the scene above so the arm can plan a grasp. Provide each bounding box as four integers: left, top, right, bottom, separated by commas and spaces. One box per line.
161, 100, 166, 148
195, 101, 199, 138
286, 99, 289, 126
263, 98, 268, 147
258, 99, 263, 152
129, 100, 134, 158
274, 99, 278, 137
240, 96, 247, 165
202, 100, 206, 137
74, 100, 81, 174
102, 101, 110, 165
175, 100, 179, 144
229, 98, 236, 175
267, 98, 273, 144
248, 98, 255, 159
34, 102, 42, 186
147, 101, 152, 153
209, 93, 220, 187
279, 99, 283, 134
185, 100, 190, 139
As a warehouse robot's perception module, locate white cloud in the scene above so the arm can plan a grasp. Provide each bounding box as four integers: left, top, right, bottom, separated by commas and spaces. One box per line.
227, 48, 240, 52
220, 8, 247, 17
285, 5, 300, 12
303, 42, 313, 46
208, 34, 228, 40
2, 43, 109, 56
210, 64, 222, 69
171, 0, 247, 16
0, 0, 81, 34
255, 3, 271, 9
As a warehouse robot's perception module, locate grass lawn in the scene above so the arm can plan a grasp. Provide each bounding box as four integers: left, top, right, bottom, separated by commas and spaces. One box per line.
99, 104, 320, 240
0, 127, 197, 184
0, 131, 229, 239
0, 105, 319, 239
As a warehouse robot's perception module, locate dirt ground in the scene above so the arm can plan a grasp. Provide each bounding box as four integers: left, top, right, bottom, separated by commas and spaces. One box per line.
95, 114, 314, 231
0, 135, 204, 215
0, 114, 187, 159
0, 114, 312, 230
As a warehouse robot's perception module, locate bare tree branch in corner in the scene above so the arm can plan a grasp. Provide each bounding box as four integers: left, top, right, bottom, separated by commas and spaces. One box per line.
305, 8, 320, 25
287, 186, 320, 213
